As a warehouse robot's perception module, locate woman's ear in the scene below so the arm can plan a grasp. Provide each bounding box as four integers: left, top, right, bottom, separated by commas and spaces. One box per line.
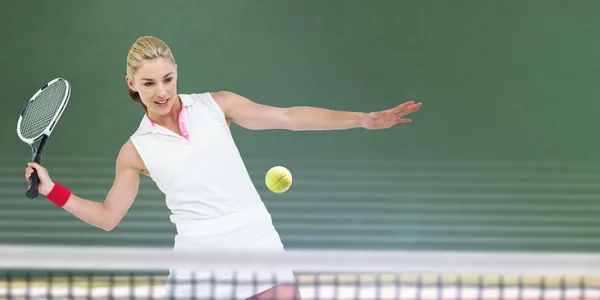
126, 75, 136, 92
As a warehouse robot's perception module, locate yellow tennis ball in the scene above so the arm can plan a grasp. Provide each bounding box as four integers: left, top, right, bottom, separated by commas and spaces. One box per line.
265, 166, 292, 193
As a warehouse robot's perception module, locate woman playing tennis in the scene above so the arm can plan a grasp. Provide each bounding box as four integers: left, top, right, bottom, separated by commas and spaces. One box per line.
25, 36, 422, 300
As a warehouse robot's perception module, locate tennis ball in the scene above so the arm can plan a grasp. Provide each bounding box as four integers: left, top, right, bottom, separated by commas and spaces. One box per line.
265, 166, 292, 193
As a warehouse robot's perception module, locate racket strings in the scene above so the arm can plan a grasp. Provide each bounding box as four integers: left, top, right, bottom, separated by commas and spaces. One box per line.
19, 81, 68, 140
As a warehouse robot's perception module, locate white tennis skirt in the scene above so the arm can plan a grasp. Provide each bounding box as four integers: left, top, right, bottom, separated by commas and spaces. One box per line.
164, 202, 297, 300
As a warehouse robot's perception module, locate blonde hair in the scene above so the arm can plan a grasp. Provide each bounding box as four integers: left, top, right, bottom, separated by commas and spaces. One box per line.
126, 36, 176, 107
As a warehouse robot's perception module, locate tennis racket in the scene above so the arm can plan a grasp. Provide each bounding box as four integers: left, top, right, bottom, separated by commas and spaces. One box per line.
17, 78, 71, 199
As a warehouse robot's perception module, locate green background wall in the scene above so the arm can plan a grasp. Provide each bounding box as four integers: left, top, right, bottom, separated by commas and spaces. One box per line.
1, 0, 599, 253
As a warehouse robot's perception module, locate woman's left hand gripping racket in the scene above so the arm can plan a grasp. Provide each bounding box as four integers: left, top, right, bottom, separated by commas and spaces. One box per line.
17, 78, 71, 199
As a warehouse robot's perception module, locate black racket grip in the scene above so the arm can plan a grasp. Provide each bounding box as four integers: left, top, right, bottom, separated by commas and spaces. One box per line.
26, 170, 40, 198
26, 153, 43, 199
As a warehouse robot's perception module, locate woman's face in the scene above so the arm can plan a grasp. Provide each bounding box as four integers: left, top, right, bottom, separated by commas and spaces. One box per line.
127, 57, 178, 115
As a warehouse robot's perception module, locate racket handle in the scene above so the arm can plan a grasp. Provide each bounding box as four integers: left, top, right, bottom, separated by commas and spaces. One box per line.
26, 170, 40, 199
26, 152, 43, 199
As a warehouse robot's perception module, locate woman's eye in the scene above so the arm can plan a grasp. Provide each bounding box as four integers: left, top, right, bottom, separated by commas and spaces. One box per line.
165, 77, 173, 83
144, 82, 153, 87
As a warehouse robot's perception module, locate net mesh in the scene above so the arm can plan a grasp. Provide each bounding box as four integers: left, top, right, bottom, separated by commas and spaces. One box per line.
1, 245, 599, 300
19, 79, 68, 140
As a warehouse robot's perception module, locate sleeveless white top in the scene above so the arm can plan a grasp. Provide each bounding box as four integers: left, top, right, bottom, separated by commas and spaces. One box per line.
130, 93, 296, 299
129, 92, 264, 224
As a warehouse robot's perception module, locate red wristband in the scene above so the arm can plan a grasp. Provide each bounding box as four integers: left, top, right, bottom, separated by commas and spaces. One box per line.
46, 183, 71, 207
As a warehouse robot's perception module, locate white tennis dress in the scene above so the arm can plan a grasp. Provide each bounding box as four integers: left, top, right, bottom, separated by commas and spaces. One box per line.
129, 92, 296, 299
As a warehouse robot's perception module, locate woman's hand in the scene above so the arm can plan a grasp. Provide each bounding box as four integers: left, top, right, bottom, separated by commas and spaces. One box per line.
362, 101, 422, 129
25, 162, 55, 196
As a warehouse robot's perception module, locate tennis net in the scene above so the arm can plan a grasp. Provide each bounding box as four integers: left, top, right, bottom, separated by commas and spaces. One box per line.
0, 244, 599, 300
